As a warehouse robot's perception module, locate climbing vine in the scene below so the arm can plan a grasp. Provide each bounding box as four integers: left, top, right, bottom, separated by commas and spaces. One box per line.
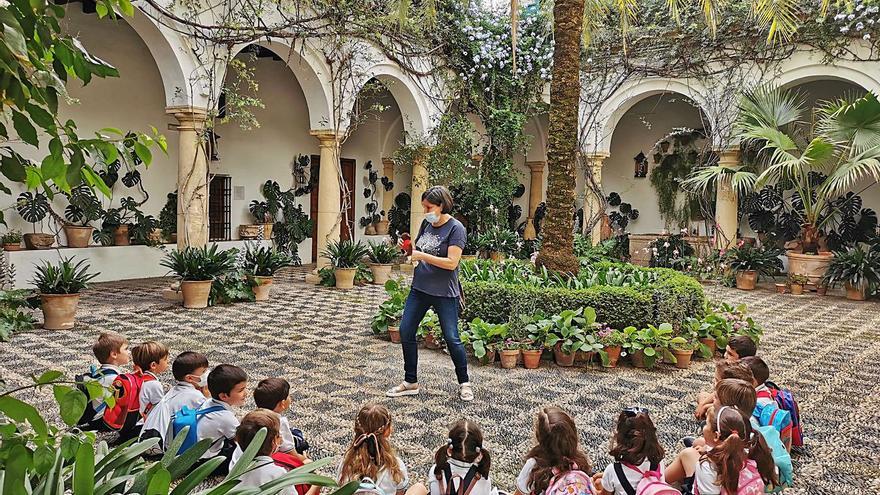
648, 128, 709, 229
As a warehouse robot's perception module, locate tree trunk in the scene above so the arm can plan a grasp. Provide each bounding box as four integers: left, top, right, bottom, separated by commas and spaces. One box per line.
534, 0, 584, 274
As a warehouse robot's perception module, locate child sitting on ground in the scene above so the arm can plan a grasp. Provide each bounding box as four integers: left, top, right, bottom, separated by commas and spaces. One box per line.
196, 364, 248, 475
140, 351, 210, 451
338, 403, 409, 495
665, 405, 777, 494
77, 332, 131, 430
253, 378, 310, 457
694, 361, 755, 421
515, 407, 593, 495
723, 335, 757, 363
428, 419, 498, 495
592, 408, 666, 495
133, 341, 170, 422
740, 357, 773, 407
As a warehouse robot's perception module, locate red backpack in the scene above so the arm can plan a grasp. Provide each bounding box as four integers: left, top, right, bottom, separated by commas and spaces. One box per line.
272, 451, 311, 495
102, 372, 155, 432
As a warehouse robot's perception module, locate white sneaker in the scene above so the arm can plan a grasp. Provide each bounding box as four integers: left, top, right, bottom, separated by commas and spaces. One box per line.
459, 382, 474, 401
386, 381, 420, 397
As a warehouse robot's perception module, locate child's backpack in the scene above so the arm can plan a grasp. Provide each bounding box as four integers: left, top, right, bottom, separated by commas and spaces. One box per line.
752, 402, 791, 436
614, 462, 678, 495
693, 459, 764, 495
546, 468, 593, 495
74, 366, 119, 427
171, 404, 225, 453
764, 381, 803, 447
271, 452, 310, 495
754, 425, 793, 490
352, 477, 387, 495
436, 463, 482, 495
102, 372, 156, 432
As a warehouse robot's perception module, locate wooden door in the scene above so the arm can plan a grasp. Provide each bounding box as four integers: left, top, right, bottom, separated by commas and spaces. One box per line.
309, 155, 356, 262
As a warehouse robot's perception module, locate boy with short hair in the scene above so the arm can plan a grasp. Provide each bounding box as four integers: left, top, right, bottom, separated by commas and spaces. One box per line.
741, 356, 773, 406
724, 335, 758, 363
79, 332, 131, 428
231, 409, 299, 495
197, 364, 248, 474
253, 378, 310, 457
140, 351, 210, 450
132, 341, 171, 420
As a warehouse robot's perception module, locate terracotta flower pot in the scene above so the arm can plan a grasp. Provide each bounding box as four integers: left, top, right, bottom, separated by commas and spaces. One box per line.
478, 349, 496, 365
499, 349, 519, 369
365, 223, 377, 235
631, 350, 648, 368
113, 225, 130, 246
602, 346, 622, 368
239, 224, 262, 239
672, 349, 694, 369
375, 220, 389, 235
3, 243, 22, 251
369, 264, 392, 285
169, 233, 178, 244
576, 350, 596, 366
845, 282, 867, 301
253, 276, 273, 301
489, 251, 505, 262
334, 268, 357, 289
786, 251, 834, 284
388, 325, 401, 344
63, 225, 93, 248
40, 293, 80, 330
790, 283, 804, 295
735, 270, 757, 290
180, 280, 212, 309
553, 343, 576, 367
816, 285, 827, 296
522, 349, 542, 369
148, 228, 163, 245
774, 283, 786, 294
424, 333, 441, 350
24, 233, 54, 250
699, 338, 717, 356
262, 223, 274, 239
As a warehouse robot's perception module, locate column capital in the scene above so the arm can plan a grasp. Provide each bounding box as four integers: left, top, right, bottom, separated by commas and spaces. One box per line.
166, 106, 209, 131
382, 157, 395, 167
587, 152, 610, 167
310, 130, 342, 147
714, 148, 741, 167
526, 161, 546, 173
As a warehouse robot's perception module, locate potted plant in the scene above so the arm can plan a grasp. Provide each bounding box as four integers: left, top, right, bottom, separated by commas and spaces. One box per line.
727, 243, 783, 290
322, 240, 369, 290
682, 316, 718, 359
498, 338, 520, 369
816, 283, 828, 296
480, 226, 516, 262
16, 192, 54, 249
824, 245, 880, 301
624, 323, 676, 369
367, 242, 398, 285
160, 245, 236, 308
243, 245, 293, 301
543, 307, 593, 367
159, 191, 178, 243
774, 282, 786, 294
670, 338, 699, 369
461, 233, 482, 261
418, 310, 442, 349
462, 318, 507, 365
62, 185, 102, 248
597, 325, 625, 368
32, 257, 98, 329
2, 230, 23, 251
247, 180, 283, 239
789, 273, 808, 295
98, 197, 144, 246
373, 278, 408, 343
521, 318, 548, 369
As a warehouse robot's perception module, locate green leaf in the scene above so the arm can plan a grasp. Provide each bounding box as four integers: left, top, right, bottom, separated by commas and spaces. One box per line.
25, 166, 43, 189
58, 388, 88, 426
134, 141, 152, 166
95, 1, 109, 17
3, 444, 31, 494
82, 166, 111, 198
35, 370, 63, 384
1, 154, 28, 182
26, 102, 55, 131
117, 0, 135, 16
169, 457, 224, 495
0, 396, 48, 441
643, 347, 657, 357
61, 434, 82, 460
41, 153, 65, 182
146, 467, 171, 495
84, 379, 105, 401
3, 24, 27, 59
33, 444, 56, 475
74, 441, 96, 495
12, 110, 38, 146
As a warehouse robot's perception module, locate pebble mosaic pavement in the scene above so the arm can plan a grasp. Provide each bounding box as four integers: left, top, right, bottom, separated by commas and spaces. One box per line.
1, 266, 878, 494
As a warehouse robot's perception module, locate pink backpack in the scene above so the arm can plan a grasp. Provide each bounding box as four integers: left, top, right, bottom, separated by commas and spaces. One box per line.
694, 459, 765, 495
614, 462, 678, 495
545, 468, 593, 495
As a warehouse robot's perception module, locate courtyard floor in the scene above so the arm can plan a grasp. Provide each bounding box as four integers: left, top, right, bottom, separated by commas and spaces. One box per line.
0, 266, 878, 494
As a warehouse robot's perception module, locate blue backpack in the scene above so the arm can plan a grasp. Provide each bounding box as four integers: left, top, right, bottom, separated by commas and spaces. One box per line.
765, 381, 803, 447
752, 401, 791, 434
171, 405, 224, 453
755, 425, 793, 491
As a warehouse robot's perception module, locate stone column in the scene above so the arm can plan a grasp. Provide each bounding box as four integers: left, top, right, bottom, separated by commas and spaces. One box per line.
311, 130, 342, 270
586, 153, 608, 245
376, 157, 395, 235
523, 161, 546, 240
409, 146, 430, 234
167, 106, 210, 250
714, 149, 740, 249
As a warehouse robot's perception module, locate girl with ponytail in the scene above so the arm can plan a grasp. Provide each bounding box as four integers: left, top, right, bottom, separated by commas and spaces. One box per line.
338, 404, 409, 495
592, 408, 666, 495
515, 407, 592, 495
428, 419, 497, 495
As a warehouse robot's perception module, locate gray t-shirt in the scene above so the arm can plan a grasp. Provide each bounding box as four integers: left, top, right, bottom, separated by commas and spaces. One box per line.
413, 218, 466, 298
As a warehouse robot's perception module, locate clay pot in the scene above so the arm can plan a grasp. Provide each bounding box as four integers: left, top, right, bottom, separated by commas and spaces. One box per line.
786, 251, 834, 284
365, 223, 377, 235
375, 220, 389, 235
63, 225, 93, 248
577, 350, 596, 366
334, 268, 357, 289
672, 349, 694, 369
499, 349, 519, 369
790, 283, 804, 296
113, 225, 130, 246
253, 276, 273, 301
735, 270, 757, 290
24, 233, 54, 250
148, 228, 163, 245
424, 333, 441, 350
522, 349, 542, 369
460, 255, 478, 262
553, 343, 576, 367
489, 251, 505, 262
180, 280, 212, 309
699, 338, 717, 356
478, 349, 496, 365
602, 346, 622, 368
3, 243, 22, 251
816, 285, 827, 296
774, 283, 786, 294
845, 282, 867, 301
262, 223, 274, 239
239, 225, 262, 239
630, 350, 648, 368
388, 325, 401, 344
369, 264, 393, 285
40, 293, 80, 330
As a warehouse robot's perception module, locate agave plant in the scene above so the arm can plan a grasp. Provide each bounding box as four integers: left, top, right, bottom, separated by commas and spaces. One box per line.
32, 257, 99, 294
243, 245, 294, 277
823, 244, 880, 290
322, 240, 369, 268
160, 245, 236, 281
367, 242, 399, 265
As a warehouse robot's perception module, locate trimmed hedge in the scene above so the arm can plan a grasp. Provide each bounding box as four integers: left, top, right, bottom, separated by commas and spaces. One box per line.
461, 262, 704, 330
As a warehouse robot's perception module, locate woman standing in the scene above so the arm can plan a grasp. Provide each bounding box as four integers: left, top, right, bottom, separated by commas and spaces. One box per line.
386, 186, 473, 401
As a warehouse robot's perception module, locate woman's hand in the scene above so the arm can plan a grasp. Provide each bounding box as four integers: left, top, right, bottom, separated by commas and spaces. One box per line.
410, 249, 425, 262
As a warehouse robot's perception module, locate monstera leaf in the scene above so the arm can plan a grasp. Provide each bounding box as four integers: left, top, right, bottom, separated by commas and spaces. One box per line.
16, 192, 50, 224
121, 170, 141, 187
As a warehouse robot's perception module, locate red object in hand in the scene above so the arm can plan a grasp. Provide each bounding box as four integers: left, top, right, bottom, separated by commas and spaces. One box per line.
401, 233, 412, 256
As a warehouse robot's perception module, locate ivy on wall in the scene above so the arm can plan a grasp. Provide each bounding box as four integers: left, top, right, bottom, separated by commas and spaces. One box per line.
648, 128, 708, 229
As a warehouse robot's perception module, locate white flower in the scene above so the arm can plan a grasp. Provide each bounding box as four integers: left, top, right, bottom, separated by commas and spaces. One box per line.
663, 242, 670, 248
0, 0, 9, 7
841, 26, 850, 33
865, 33, 872, 39
856, 22, 865, 30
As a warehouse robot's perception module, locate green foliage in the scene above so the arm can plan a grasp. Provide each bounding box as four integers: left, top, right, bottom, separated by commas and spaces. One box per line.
621, 323, 685, 368
159, 191, 177, 240
160, 245, 236, 281
367, 242, 399, 264
648, 234, 695, 270
479, 226, 517, 254
459, 259, 659, 289
15, 192, 50, 227
323, 240, 369, 268
387, 192, 411, 242
371, 278, 409, 334
726, 243, 783, 278
274, 203, 312, 263
461, 318, 509, 358
32, 257, 98, 294
824, 244, 880, 291
649, 128, 707, 228
243, 245, 294, 277
685, 300, 764, 351
417, 309, 441, 341
1, 230, 22, 243
536, 307, 601, 355
210, 276, 256, 305
0, 289, 36, 341
64, 184, 103, 227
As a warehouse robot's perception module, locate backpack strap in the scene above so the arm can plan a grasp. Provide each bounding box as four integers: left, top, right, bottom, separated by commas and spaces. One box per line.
614, 463, 637, 495
437, 463, 453, 495
196, 405, 225, 416
459, 464, 481, 495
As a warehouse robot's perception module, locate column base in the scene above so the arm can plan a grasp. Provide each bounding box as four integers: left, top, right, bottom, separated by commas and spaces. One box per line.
523, 219, 536, 240
304, 272, 322, 285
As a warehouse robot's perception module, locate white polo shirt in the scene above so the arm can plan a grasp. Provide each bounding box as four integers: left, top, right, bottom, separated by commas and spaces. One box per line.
279, 415, 298, 453
235, 455, 297, 494
196, 397, 240, 459
140, 381, 206, 446
137, 372, 165, 425
427, 458, 497, 495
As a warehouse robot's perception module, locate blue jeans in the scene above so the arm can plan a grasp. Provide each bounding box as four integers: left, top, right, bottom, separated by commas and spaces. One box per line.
399, 288, 470, 384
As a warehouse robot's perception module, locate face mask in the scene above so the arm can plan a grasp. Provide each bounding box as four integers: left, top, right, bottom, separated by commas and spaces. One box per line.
425, 211, 440, 224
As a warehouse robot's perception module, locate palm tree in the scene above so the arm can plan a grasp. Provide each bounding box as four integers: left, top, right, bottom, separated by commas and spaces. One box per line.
684, 87, 880, 253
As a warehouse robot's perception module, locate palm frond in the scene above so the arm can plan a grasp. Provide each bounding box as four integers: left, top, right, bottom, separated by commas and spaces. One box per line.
819, 147, 880, 198
752, 0, 801, 43
817, 92, 880, 154
701, 0, 727, 36
667, 0, 688, 24
615, 0, 639, 52
682, 165, 756, 198
738, 86, 805, 130
754, 137, 834, 188
582, 0, 610, 48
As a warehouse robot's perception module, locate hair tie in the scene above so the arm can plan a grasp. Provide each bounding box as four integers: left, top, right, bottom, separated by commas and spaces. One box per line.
448, 438, 454, 447
475, 446, 481, 453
